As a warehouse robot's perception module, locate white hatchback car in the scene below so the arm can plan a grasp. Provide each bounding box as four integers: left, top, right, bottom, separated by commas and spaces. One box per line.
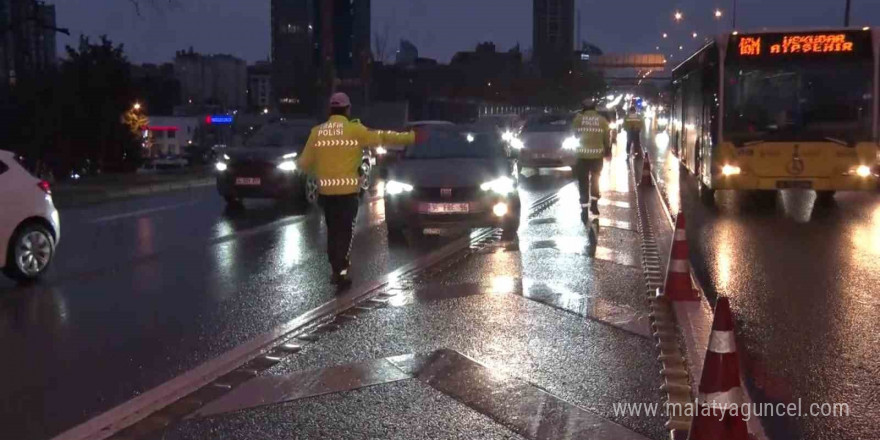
0, 150, 60, 281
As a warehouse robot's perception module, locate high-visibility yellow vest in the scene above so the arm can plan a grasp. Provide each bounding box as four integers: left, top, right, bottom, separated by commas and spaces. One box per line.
572, 110, 610, 159
624, 114, 644, 132
298, 115, 415, 195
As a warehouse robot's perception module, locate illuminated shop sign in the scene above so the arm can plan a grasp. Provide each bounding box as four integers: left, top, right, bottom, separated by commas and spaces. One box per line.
206, 115, 233, 125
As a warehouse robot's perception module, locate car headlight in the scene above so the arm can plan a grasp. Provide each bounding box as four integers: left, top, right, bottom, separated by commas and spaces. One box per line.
376, 146, 387, 155
283, 152, 298, 159
385, 180, 414, 195
480, 176, 516, 195
609, 122, 618, 130
846, 165, 872, 177
501, 131, 514, 142
509, 138, 524, 150
562, 136, 580, 151
277, 160, 297, 172
215, 162, 228, 172
721, 164, 741, 176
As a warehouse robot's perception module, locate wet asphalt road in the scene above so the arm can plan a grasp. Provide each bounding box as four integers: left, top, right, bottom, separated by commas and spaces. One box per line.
0, 178, 567, 440
163, 154, 668, 440
646, 133, 880, 440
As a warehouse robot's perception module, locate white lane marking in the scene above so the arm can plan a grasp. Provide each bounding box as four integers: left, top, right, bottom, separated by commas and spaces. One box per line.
88, 201, 200, 224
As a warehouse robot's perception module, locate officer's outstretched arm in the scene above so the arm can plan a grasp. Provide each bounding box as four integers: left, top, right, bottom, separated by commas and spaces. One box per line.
297, 128, 318, 174
355, 123, 415, 148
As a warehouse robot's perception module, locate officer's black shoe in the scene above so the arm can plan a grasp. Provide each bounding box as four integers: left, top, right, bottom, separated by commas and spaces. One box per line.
332, 268, 352, 288
590, 200, 600, 216
580, 209, 590, 225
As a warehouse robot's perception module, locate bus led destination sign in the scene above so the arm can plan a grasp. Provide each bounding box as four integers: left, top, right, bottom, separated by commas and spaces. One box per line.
737, 32, 863, 57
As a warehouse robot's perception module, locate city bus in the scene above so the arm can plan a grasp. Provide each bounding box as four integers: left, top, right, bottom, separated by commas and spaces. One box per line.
669, 28, 879, 204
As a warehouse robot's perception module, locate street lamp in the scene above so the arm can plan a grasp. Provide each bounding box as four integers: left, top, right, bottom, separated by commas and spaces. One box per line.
674, 11, 683, 22
662, 32, 668, 39
714, 9, 723, 19
263, 108, 269, 115
692, 32, 698, 38
133, 102, 141, 111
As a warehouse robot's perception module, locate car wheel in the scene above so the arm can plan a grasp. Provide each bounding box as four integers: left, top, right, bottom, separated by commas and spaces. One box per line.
501, 219, 520, 240
386, 222, 406, 244
699, 180, 715, 206
224, 195, 243, 207
4, 223, 55, 282
306, 176, 320, 205
815, 190, 836, 206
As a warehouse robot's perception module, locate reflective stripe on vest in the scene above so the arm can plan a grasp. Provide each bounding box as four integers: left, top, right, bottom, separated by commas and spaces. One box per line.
319, 178, 359, 187
314, 139, 360, 147
577, 147, 604, 156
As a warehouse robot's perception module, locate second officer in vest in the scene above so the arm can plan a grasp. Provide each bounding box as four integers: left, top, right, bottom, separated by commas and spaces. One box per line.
298, 93, 417, 286
571, 97, 611, 223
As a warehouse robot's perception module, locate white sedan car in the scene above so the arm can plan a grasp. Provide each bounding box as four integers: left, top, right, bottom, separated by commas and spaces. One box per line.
0, 150, 60, 281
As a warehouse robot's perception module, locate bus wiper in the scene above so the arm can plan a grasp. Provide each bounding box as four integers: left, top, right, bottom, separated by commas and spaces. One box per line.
823, 137, 848, 146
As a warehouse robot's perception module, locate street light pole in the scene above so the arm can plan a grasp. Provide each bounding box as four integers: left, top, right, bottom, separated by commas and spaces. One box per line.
844, 0, 852, 26
732, 0, 738, 29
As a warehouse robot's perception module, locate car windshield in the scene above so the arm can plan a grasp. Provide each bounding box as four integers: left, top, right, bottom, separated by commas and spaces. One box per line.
523, 114, 573, 133
405, 130, 506, 159
724, 61, 874, 144
245, 123, 312, 149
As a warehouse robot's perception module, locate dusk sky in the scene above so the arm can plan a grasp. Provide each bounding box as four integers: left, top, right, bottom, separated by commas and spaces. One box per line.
55, 0, 880, 64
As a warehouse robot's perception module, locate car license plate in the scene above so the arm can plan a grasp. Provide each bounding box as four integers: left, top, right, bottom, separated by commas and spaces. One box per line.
422, 203, 469, 214
235, 177, 261, 186
776, 180, 812, 189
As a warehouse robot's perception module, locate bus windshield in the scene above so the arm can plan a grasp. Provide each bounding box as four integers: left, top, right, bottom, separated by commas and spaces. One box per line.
724, 61, 873, 145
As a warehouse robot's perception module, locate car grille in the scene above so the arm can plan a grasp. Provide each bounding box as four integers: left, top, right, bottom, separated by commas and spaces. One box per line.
229, 160, 275, 176
413, 186, 480, 202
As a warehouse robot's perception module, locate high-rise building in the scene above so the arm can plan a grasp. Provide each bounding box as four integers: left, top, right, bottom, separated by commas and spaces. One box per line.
1, 0, 57, 89
174, 48, 247, 110
271, 0, 371, 114
533, 0, 574, 77
247, 61, 272, 110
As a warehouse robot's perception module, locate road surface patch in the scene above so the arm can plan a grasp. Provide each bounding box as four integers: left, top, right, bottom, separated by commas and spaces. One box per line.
181, 350, 653, 440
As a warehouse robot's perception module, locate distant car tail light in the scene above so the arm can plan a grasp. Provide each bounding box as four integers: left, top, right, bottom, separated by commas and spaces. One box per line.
38, 180, 51, 195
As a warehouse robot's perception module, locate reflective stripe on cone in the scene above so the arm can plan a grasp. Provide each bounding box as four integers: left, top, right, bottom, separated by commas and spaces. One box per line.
688, 297, 749, 440
661, 212, 699, 301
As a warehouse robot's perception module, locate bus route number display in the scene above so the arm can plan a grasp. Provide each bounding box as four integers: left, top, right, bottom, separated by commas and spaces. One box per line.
736, 32, 866, 58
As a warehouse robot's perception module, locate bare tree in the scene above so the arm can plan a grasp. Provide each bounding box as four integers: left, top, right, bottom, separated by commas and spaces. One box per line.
373, 22, 392, 64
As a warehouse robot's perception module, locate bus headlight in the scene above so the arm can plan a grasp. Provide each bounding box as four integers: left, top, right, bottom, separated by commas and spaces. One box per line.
855, 165, 871, 177
481, 176, 516, 195
562, 136, 580, 151
721, 164, 741, 176
215, 162, 228, 172
277, 161, 297, 172
385, 180, 414, 195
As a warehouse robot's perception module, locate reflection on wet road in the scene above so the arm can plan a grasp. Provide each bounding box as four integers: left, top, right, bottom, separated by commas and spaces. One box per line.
647, 131, 880, 440
0, 177, 568, 440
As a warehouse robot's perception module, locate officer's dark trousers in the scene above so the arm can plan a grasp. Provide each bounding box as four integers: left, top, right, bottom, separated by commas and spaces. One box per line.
573, 158, 604, 208
319, 194, 360, 274
626, 130, 641, 155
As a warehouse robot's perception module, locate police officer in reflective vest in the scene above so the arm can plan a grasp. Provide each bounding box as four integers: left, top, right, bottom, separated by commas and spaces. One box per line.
571, 97, 611, 222
623, 105, 644, 157
298, 93, 416, 286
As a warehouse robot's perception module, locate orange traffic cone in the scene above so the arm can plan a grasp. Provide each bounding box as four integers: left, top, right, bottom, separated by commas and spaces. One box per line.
640, 153, 653, 187
660, 212, 699, 301
688, 297, 749, 440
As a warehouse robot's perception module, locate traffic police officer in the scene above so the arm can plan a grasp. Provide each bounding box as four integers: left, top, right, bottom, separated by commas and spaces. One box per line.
623, 105, 644, 157
298, 92, 417, 286
571, 97, 611, 222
